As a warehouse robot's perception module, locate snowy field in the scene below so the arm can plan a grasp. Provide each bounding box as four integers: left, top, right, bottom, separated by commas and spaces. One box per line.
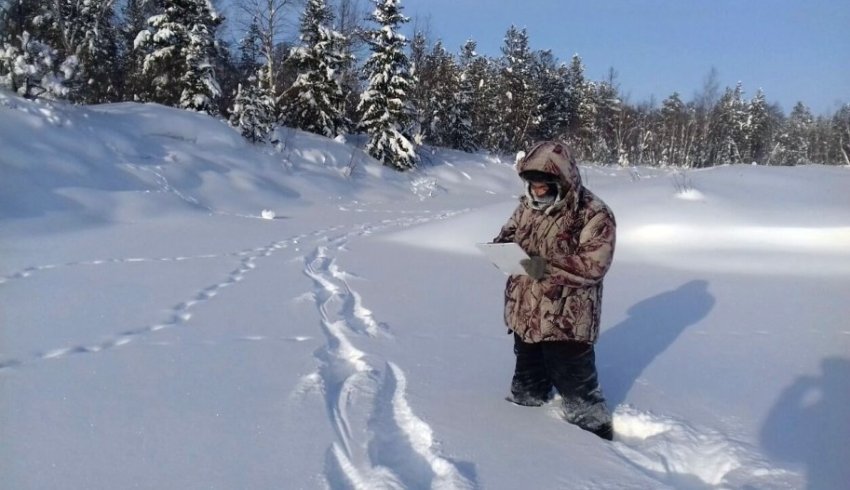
1, 91, 849, 489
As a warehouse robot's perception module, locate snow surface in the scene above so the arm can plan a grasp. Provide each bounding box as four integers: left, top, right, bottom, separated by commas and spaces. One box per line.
1, 90, 849, 489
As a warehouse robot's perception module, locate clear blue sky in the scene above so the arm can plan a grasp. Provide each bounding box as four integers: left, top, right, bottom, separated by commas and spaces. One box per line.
398, 0, 849, 115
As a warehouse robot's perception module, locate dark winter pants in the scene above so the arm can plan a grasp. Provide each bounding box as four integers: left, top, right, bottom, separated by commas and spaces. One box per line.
510, 334, 613, 439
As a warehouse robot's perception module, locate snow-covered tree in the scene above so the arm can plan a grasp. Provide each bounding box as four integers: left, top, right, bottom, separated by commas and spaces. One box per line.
707, 82, 747, 164
832, 104, 850, 166
773, 101, 814, 165
357, 0, 417, 170
658, 92, 694, 166
532, 51, 569, 143
593, 71, 622, 163
438, 42, 476, 152
280, 0, 352, 138
230, 70, 276, 142
134, 0, 222, 114
120, 0, 156, 101
418, 40, 458, 147
565, 54, 596, 158
49, 0, 120, 103
458, 40, 495, 151
744, 89, 773, 163
408, 31, 430, 142
0, 31, 75, 99
0, 1, 79, 100
493, 25, 538, 153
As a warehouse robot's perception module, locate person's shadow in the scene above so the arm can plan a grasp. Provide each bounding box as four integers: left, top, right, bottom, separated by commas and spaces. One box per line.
760, 357, 850, 490
596, 280, 715, 407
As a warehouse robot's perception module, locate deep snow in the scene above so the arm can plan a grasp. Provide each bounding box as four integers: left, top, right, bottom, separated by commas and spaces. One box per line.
1, 91, 849, 489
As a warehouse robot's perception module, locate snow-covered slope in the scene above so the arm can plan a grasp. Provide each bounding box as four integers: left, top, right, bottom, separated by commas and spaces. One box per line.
2, 91, 849, 489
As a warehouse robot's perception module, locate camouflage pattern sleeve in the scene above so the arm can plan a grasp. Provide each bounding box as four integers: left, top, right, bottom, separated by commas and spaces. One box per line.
493, 203, 523, 243
547, 208, 616, 287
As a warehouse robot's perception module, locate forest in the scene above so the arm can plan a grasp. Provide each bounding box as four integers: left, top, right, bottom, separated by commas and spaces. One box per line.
2, 0, 848, 168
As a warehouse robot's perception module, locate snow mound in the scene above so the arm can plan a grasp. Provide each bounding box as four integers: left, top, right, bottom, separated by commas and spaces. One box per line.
675, 188, 705, 201
613, 406, 801, 488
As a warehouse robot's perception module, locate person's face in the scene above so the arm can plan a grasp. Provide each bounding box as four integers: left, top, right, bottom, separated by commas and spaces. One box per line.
529, 182, 551, 198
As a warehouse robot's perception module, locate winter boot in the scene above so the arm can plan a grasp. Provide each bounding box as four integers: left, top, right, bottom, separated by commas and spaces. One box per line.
542, 341, 614, 440
509, 335, 554, 406
561, 388, 614, 441
592, 422, 614, 441
505, 392, 548, 407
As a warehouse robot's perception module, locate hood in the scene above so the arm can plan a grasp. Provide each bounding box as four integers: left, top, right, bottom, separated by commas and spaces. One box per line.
516, 140, 583, 214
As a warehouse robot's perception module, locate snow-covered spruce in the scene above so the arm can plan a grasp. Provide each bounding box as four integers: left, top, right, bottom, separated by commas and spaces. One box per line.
133, 0, 222, 114
279, 0, 353, 139
229, 72, 276, 143
357, 0, 418, 171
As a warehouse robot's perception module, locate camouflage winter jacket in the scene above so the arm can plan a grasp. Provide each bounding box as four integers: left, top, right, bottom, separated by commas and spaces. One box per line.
494, 141, 616, 344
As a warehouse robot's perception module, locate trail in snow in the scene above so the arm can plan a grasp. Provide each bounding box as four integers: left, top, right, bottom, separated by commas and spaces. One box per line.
298, 213, 476, 490
0, 227, 347, 370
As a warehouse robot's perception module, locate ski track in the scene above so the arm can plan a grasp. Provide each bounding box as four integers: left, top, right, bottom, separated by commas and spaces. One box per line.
298, 212, 476, 490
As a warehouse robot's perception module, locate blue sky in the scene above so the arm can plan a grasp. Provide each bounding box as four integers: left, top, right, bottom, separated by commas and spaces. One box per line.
398, 0, 849, 115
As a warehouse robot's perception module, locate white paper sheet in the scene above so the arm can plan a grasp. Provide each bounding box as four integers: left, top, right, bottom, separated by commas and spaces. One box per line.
476, 242, 529, 276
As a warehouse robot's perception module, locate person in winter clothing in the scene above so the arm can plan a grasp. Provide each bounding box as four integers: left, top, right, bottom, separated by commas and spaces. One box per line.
493, 140, 616, 440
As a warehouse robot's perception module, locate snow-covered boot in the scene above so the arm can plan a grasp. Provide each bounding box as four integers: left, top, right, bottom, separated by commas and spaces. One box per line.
561, 390, 614, 441
544, 342, 614, 440
505, 392, 547, 407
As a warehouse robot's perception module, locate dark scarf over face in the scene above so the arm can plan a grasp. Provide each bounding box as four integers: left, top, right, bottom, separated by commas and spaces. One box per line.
520, 170, 567, 214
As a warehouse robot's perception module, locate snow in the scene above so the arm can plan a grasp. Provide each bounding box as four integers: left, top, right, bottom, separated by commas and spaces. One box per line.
1, 90, 849, 489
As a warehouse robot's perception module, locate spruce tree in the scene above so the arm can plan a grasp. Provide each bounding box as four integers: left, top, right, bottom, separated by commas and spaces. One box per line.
0, 31, 73, 99
56, 0, 120, 103
707, 83, 747, 164
408, 31, 429, 138
659, 92, 692, 166
357, 0, 417, 170
230, 70, 276, 143
281, 0, 352, 138
459, 40, 495, 151
565, 54, 596, 159
745, 89, 772, 163
494, 26, 538, 153
121, 0, 157, 101
421, 41, 457, 147
532, 51, 570, 143
0, 0, 75, 100
593, 73, 621, 163
440, 42, 476, 152
832, 104, 850, 166
134, 0, 222, 114
775, 102, 814, 165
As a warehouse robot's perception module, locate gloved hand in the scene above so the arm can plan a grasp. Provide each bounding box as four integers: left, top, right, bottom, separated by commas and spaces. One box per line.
520, 256, 547, 280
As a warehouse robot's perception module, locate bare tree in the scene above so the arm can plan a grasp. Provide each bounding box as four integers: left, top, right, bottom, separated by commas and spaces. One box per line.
334, 0, 367, 50
235, 0, 301, 96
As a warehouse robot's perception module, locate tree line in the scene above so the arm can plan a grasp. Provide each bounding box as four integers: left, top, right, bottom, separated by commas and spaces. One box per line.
1, 0, 848, 169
